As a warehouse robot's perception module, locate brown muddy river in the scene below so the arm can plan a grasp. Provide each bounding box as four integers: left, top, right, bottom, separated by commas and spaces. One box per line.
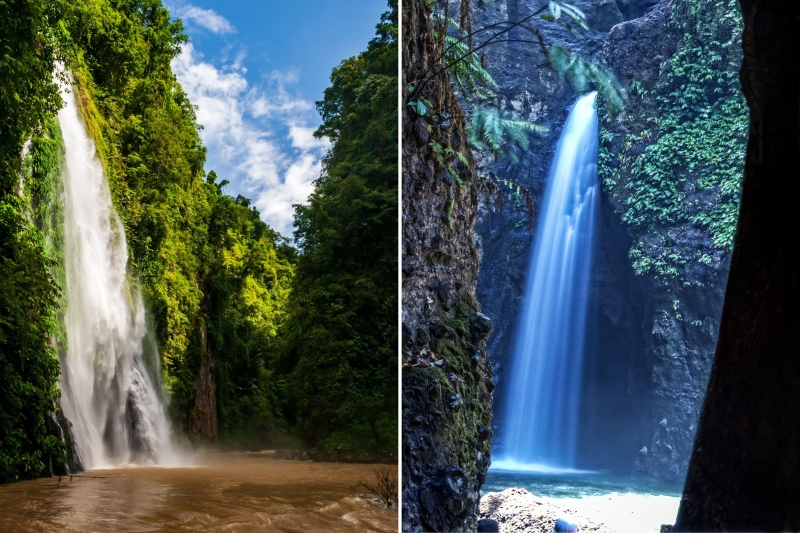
0, 452, 398, 532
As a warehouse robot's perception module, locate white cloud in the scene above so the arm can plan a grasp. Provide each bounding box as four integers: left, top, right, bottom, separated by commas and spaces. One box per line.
289, 124, 330, 152
176, 5, 236, 35
254, 154, 321, 235
250, 93, 313, 119
171, 44, 328, 237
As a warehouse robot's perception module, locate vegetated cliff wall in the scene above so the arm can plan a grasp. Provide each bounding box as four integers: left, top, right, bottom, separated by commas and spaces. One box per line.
598, 0, 745, 482
473, 0, 746, 482
401, 1, 495, 531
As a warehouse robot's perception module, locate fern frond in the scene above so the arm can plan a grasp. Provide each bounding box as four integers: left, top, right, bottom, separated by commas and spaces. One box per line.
470, 106, 547, 161
433, 16, 498, 100
548, 45, 625, 115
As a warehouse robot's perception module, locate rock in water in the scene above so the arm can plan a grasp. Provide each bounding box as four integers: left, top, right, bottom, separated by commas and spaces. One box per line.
477, 518, 500, 532
554, 517, 580, 532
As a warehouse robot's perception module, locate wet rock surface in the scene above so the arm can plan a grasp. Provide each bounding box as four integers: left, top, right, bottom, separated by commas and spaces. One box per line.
402, 1, 495, 530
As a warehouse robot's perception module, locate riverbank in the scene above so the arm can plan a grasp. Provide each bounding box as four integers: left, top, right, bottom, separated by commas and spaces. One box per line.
0, 452, 397, 532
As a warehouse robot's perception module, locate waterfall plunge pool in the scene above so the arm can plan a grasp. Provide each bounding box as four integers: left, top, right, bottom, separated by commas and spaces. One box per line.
482, 468, 681, 532
0, 452, 397, 532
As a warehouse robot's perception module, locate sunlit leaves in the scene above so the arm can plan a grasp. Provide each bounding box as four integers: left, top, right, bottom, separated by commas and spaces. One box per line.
281, 2, 398, 455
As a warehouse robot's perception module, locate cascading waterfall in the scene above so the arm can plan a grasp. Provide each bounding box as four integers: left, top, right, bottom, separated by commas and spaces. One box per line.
56, 81, 181, 469
494, 92, 599, 471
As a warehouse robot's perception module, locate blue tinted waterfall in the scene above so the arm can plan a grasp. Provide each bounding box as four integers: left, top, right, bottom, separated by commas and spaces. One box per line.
495, 92, 599, 471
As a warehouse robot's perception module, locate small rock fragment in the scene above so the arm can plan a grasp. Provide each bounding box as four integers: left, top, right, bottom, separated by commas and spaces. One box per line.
554, 517, 580, 532
477, 518, 500, 532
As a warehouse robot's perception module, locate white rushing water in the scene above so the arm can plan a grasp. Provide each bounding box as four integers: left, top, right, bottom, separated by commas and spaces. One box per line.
57, 82, 181, 469
496, 92, 599, 470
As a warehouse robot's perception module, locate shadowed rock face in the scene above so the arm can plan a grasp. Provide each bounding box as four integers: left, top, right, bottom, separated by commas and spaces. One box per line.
615, 0, 661, 20
474, 0, 734, 483
402, 1, 495, 530
674, 2, 800, 530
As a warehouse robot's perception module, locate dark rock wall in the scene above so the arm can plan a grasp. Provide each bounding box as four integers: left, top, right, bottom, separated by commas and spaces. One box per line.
190, 325, 218, 440
674, 1, 800, 529
402, 1, 495, 530
474, 0, 739, 482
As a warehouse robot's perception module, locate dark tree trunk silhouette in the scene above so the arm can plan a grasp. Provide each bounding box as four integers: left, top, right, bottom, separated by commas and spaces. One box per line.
673, 1, 800, 530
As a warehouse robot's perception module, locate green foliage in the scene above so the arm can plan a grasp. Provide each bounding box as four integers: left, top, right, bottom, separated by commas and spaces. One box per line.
59, 0, 206, 371
279, 1, 398, 456
468, 106, 547, 163
1, 0, 300, 463
547, 46, 624, 115
23, 119, 68, 351
598, 0, 746, 281
0, 0, 65, 195
0, 0, 69, 484
201, 187, 295, 447
0, 197, 66, 483
1, 0, 397, 468
543, 1, 589, 31
0, 120, 71, 483
437, 16, 497, 100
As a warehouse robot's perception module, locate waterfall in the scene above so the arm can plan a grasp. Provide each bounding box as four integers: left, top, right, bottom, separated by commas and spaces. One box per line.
56, 82, 181, 469
495, 92, 599, 471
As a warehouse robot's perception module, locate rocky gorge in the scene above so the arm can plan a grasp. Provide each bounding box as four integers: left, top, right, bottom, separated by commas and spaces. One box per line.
401, 0, 747, 529
472, 0, 744, 484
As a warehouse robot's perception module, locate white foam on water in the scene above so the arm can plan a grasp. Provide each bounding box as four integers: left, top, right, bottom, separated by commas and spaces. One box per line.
490, 459, 597, 475
550, 493, 680, 533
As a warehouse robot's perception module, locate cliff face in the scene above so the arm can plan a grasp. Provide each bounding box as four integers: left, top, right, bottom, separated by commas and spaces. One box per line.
190, 325, 217, 440
598, 0, 744, 482
473, 0, 744, 482
401, 1, 495, 530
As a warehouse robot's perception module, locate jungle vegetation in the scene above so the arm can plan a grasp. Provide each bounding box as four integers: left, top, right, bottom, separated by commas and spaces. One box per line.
0, 0, 397, 483
597, 0, 746, 282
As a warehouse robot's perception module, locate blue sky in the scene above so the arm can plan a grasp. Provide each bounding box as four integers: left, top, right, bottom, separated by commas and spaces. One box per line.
165, 0, 389, 236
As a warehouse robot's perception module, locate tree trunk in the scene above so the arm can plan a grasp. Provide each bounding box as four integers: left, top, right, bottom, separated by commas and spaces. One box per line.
673, 1, 800, 530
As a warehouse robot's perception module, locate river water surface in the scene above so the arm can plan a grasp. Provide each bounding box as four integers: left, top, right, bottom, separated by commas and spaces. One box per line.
0, 452, 397, 532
